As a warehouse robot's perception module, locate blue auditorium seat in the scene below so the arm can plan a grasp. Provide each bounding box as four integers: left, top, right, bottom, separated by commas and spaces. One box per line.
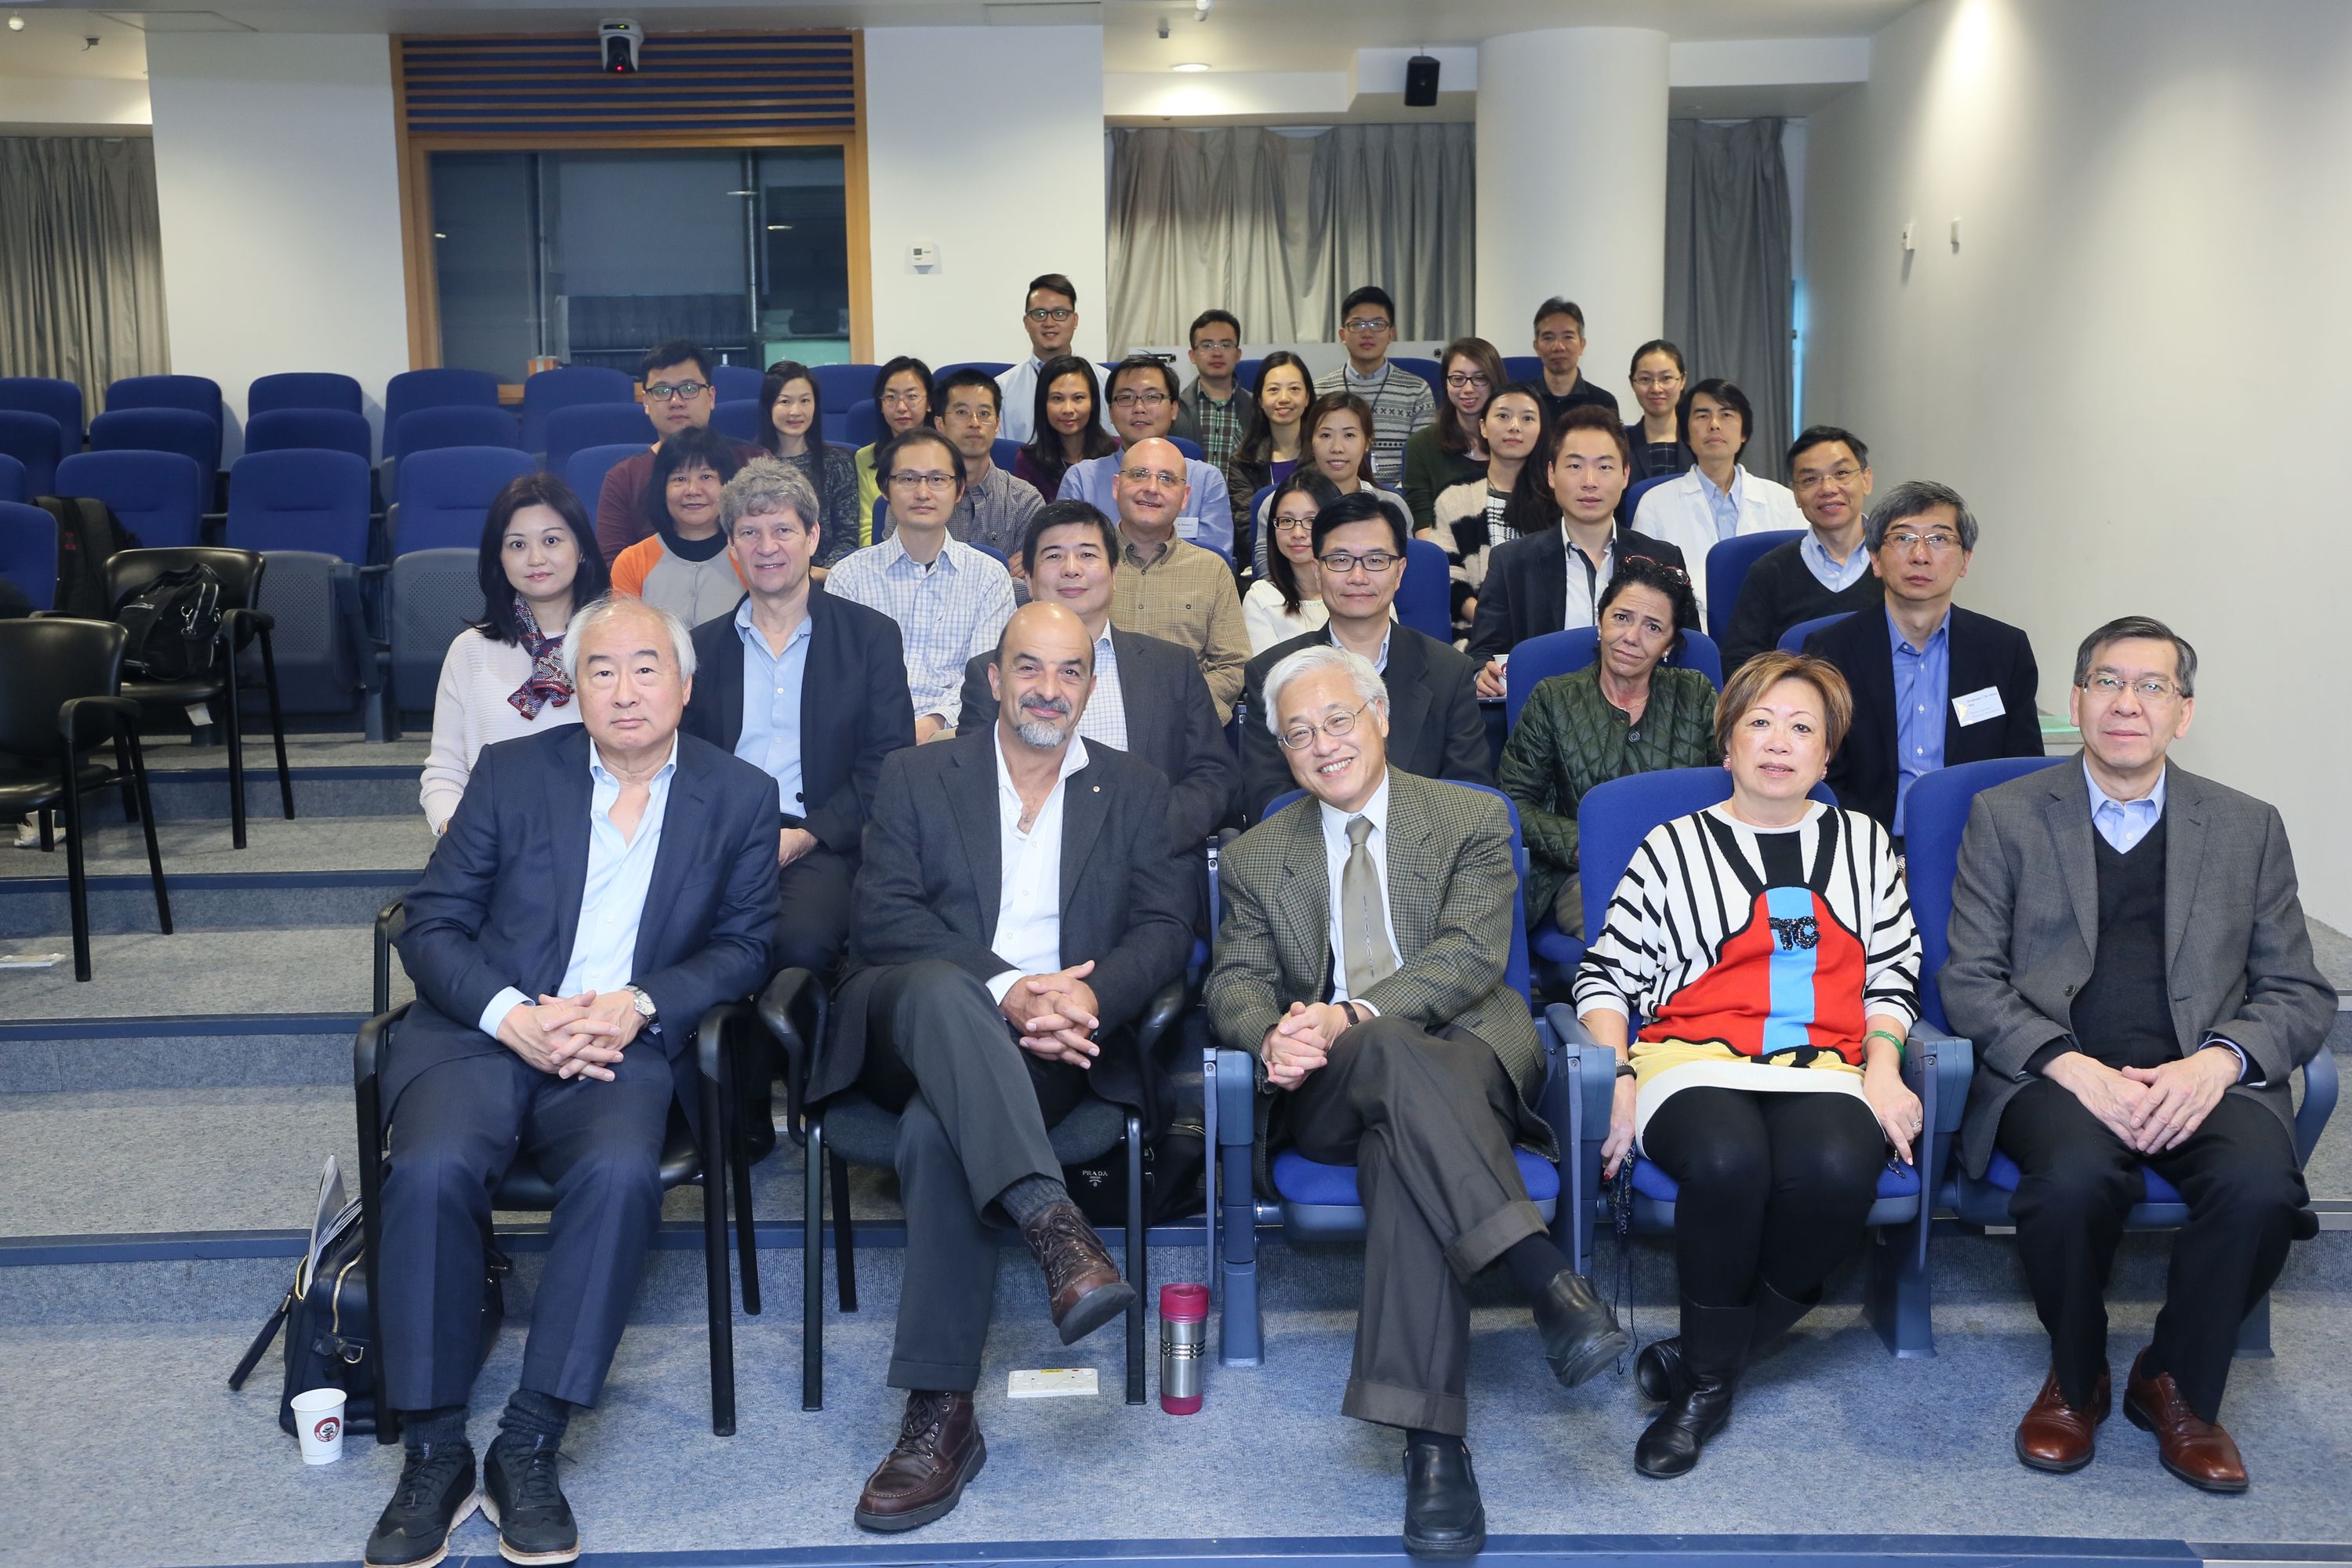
935, 360, 1013, 381
390, 446, 535, 556
1622, 473, 1675, 524
1779, 611, 1855, 655
518, 365, 633, 454
566, 443, 650, 538
1502, 626, 1722, 733
710, 364, 764, 403
811, 362, 879, 424
226, 448, 372, 562
710, 399, 761, 444
1501, 355, 1544, 383
104, 372, 223, 429
543, 401, 654, 474
1395, 537, 1451, 644
1703, 528, 1804, 644
0, 499, 57, 610
56, 449, 206, 549
383, 368, 499, 445
0, 410, 65, 496
245, 408, 372, 465
842, 398, 883, 448
0, 454, 21, 504
248, 372, 363, 417
1388, 356, 1443, 390
89, 408, 221, 481
389, 405, 521, 463
1167, 435, 1204, 462
992, 437, 1022, 474
0, 376, 85, 448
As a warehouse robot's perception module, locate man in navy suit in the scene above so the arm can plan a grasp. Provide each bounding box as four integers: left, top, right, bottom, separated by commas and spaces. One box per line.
1805, 479, 2044, 837
368, 596, 779, 1568
684, 456, 916, 976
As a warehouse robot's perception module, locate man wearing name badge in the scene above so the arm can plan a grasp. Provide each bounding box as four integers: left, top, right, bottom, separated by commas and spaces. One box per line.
1315, 285, 1436, 487
1719, 426, 1885, 674
958, 499, 1239, 855
366, 596, 778, 1568
1239, 491, 1490, 825
1058, 355, 1232, 558
1942, 615, 2330, 1493
995, 272, 1082, 445
1102, 435, 1250, 724
1802, 480, 2042, 839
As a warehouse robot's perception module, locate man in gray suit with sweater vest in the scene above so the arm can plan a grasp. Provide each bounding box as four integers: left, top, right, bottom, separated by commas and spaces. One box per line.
1944, 615, 2330, 1495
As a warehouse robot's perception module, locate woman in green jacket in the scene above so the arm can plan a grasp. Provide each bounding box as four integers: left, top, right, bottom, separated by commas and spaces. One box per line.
1499, 554, 1716, 935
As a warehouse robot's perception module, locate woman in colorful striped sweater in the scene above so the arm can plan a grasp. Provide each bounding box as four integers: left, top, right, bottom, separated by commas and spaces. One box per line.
1573, 651, 1924, 1479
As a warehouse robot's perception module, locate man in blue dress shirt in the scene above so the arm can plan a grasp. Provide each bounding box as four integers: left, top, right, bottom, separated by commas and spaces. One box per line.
1058, 354, 1232, 558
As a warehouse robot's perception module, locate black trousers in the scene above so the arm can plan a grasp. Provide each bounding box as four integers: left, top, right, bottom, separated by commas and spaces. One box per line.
379, 1043, 670, 1410
1996, 1077, 2304, 1421
774, 840, 855, 977
856, 960, 1091, 1393
1283, 1016, 1547, 1437
1642, 1087, 1885, 1309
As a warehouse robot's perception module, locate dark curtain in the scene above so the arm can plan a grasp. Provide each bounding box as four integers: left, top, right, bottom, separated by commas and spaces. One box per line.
0, 135, 171, 411
1106, 123, 1474, 354
1664, 118, 1792, 481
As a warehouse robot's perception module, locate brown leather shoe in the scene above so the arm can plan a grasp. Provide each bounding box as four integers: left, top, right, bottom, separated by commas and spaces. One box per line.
2124, 1349, 2249, 1493
1021, 1200, 1137, 1345
853, 1391, 986, 1533
2015, 1363, 2110, 1472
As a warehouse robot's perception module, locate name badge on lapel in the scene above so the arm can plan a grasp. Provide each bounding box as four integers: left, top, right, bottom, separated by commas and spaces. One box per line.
1951, 685, 2005, 727
1176, 516, 1202, 542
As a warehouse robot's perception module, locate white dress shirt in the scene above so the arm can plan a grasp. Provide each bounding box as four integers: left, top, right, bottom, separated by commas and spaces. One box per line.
1076, 628, 1130, 752
985, 732, 1093, 1004
477, 735, 680, 1037
995, 357, 1046, 445
1318, 770, 1400, 1005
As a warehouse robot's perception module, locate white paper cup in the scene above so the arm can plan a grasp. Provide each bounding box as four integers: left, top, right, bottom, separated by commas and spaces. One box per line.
291, 1387, 347, 1465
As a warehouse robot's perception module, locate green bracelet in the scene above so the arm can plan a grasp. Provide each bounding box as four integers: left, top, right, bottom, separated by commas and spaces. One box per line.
1864, 1028, 1907, 1060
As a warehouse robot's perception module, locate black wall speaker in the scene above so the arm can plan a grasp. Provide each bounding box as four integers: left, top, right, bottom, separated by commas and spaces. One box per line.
1403, 53, 1440, 107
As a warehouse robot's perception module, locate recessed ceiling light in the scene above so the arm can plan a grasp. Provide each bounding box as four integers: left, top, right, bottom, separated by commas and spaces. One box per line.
1171, 61, 1210, 71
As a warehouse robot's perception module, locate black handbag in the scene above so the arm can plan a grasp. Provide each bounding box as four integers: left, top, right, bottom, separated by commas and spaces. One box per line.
1060, 1116, 1206, 1230
230, 1196, 507, 1439
114, 562, 223, 681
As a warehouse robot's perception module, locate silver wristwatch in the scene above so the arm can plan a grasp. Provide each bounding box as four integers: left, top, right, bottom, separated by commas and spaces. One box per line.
624, 985, 657, 1023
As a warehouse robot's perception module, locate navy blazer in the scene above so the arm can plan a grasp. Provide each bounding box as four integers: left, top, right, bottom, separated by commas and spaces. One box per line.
681, 585, 915, 855
393, 724, 781, 1131
1806, 602, 2045, 831
956, 626, 1238, 849
1465, 523, 1694, 663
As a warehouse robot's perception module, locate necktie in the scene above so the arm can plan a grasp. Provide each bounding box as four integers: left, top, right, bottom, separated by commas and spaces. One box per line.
1341, 815, 1399, 998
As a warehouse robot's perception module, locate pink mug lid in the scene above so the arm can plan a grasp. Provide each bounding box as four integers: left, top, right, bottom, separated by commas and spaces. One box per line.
1159, 1282, 1209, 1321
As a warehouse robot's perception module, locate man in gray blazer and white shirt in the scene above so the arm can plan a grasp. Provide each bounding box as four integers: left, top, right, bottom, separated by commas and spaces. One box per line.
1943, 615, 2331, 1495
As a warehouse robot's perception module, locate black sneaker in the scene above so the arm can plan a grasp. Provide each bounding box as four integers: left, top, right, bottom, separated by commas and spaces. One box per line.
481, 1434, 581, 1566
363, 1441, 477, 1568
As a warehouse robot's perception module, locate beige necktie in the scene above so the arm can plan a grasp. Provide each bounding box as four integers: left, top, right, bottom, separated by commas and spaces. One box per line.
1341, 815, 1399, 998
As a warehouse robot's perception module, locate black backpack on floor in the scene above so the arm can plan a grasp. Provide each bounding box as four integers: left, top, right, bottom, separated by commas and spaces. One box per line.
34, 495, 142, 619
114, 562, 223, 681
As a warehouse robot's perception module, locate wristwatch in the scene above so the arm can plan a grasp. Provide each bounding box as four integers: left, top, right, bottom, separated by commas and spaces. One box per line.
624, 985, 658, 1025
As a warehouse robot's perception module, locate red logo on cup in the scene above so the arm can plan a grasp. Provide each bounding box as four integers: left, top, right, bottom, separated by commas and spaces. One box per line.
314, 1416, 341, 1443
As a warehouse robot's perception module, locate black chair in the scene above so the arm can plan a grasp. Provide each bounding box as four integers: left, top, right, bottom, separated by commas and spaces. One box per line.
105, 546, 296, 849
758, 966, 1187, 1411
0, 618, 171, 980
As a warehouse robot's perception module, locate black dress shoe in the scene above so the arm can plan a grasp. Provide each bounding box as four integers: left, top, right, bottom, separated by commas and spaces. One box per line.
1635, 1299, 1751, 1479
481, 1435, 580, 1565
364, 1441, 478, 1568
1022, 1200, 1137, 1345
855, 1390, 988, 1533
1401, 1438, 1485, 1559
1533, 1267, 1630, 1389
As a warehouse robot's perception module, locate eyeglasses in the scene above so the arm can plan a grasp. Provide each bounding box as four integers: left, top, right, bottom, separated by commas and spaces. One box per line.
644, 381, 710, 402
1620, 554, 1690, 584
1277, 699, 1377, 752
2081, 673, 2183, 701
1882, 529, 1963, 554
1341, 317, 1391, 333
1631, 372, 1682, 390
1192, 339, 1238, 353
1317, 549, 1399, 575
1793, 465, 1867, 493
889, 471, 957, 492
1443, 372, 1490, 390
880, 391, 928, 411
1272, 515, 1316, 534
1025, 307, 1076, 323
1119, 466, 1186, 488
1110, 390, 1171, 409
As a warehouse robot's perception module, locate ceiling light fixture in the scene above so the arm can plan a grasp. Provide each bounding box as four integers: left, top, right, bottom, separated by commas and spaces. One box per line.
1171, 61, 1209, 71
6, 16, 24, 32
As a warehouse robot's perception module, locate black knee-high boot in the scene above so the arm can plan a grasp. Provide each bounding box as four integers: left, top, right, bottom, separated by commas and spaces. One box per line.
1635, 1279, 1814, 1402
1634, 1298, 1752, 1479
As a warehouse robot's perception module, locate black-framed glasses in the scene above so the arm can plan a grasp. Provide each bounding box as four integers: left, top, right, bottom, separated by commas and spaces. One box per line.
1444, 372, 1490, 390
1277, 699, 1377, 752
1025, 307, 1076, 323
645, 380, 710, 402
1341, 317, 1391, 333
1317, 549, 1399, 574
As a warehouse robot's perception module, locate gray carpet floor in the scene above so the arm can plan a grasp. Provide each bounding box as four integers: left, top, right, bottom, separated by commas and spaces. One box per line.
141, 734, 430, 771
0, 926, 401, 1018
0, 815, 433, 879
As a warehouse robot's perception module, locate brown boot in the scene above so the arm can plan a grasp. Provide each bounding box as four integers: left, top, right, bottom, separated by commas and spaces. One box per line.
2015, 1363, 2110, 1473
2125, 1349, 2248, 1494
1021, 1200, 1136, 1345
852, 1391, 986, 1533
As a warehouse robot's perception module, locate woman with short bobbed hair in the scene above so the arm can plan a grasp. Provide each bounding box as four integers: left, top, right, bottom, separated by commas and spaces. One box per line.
1573, 650, 1923, 1479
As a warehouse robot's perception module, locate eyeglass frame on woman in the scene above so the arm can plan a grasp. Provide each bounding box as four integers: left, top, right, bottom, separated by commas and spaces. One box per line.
1619, 553, 1690, 584
1276, 698, 1379, 751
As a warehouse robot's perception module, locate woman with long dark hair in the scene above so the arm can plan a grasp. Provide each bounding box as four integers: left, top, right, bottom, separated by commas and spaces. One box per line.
1402, 336, 1505, 534
757, 360, 859, 568
1227, 350, 1312, 524
1012, 354, 1120, 499
419, 471, 610, 835
1248, 390, 1412, 577
1427, 380, 1547, 637
1241, 470, 1343, 652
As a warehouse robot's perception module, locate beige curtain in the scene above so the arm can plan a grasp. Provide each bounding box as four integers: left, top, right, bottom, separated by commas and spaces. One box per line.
1664, 118, 1793, 480
0, 135, 171, 412
1107, 124, 1475, 354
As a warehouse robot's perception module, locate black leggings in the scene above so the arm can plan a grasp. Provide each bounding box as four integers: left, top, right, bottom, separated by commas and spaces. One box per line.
1642, 1087, 1886, 1308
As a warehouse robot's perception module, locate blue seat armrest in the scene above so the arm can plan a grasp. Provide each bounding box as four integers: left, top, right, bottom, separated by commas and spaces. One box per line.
2296, 1047, 2337, 1167
1541, 1003, 1616, 1274
1900, 1018, 1971, 1267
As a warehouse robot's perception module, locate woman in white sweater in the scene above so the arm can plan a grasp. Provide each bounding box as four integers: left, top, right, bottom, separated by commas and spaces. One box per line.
418, 472, 611, 835
1241, 470, 1339, 652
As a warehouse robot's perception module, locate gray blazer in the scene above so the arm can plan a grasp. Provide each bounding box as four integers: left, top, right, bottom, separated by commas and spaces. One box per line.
1941, 760, 2332, 1178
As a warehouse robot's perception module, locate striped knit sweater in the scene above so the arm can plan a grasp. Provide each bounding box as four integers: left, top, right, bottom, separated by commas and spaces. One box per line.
1573, 800, 1920, 1060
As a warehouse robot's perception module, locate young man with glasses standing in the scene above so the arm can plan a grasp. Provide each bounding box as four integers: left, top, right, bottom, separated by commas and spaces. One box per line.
1058, 356, 1235, 559
1236, 491, 1490, 823
1316, 285, 1435, 488
996, 274, 1083, 445
1178, 309, 1253, 475
1800, 480, 2042, 837
1944, 616, 2329, 1496
594, 339, 764, 561
1719, 426, 1887, 672
829, 428, 1016, 743
1530, 299, 1621, 428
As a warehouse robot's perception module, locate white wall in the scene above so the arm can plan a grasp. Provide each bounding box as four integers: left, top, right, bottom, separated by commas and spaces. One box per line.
861, 26, 1106, 365
1804, 0, 2352, 924
0, 76, 152, 128
144, 33, 409, 452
